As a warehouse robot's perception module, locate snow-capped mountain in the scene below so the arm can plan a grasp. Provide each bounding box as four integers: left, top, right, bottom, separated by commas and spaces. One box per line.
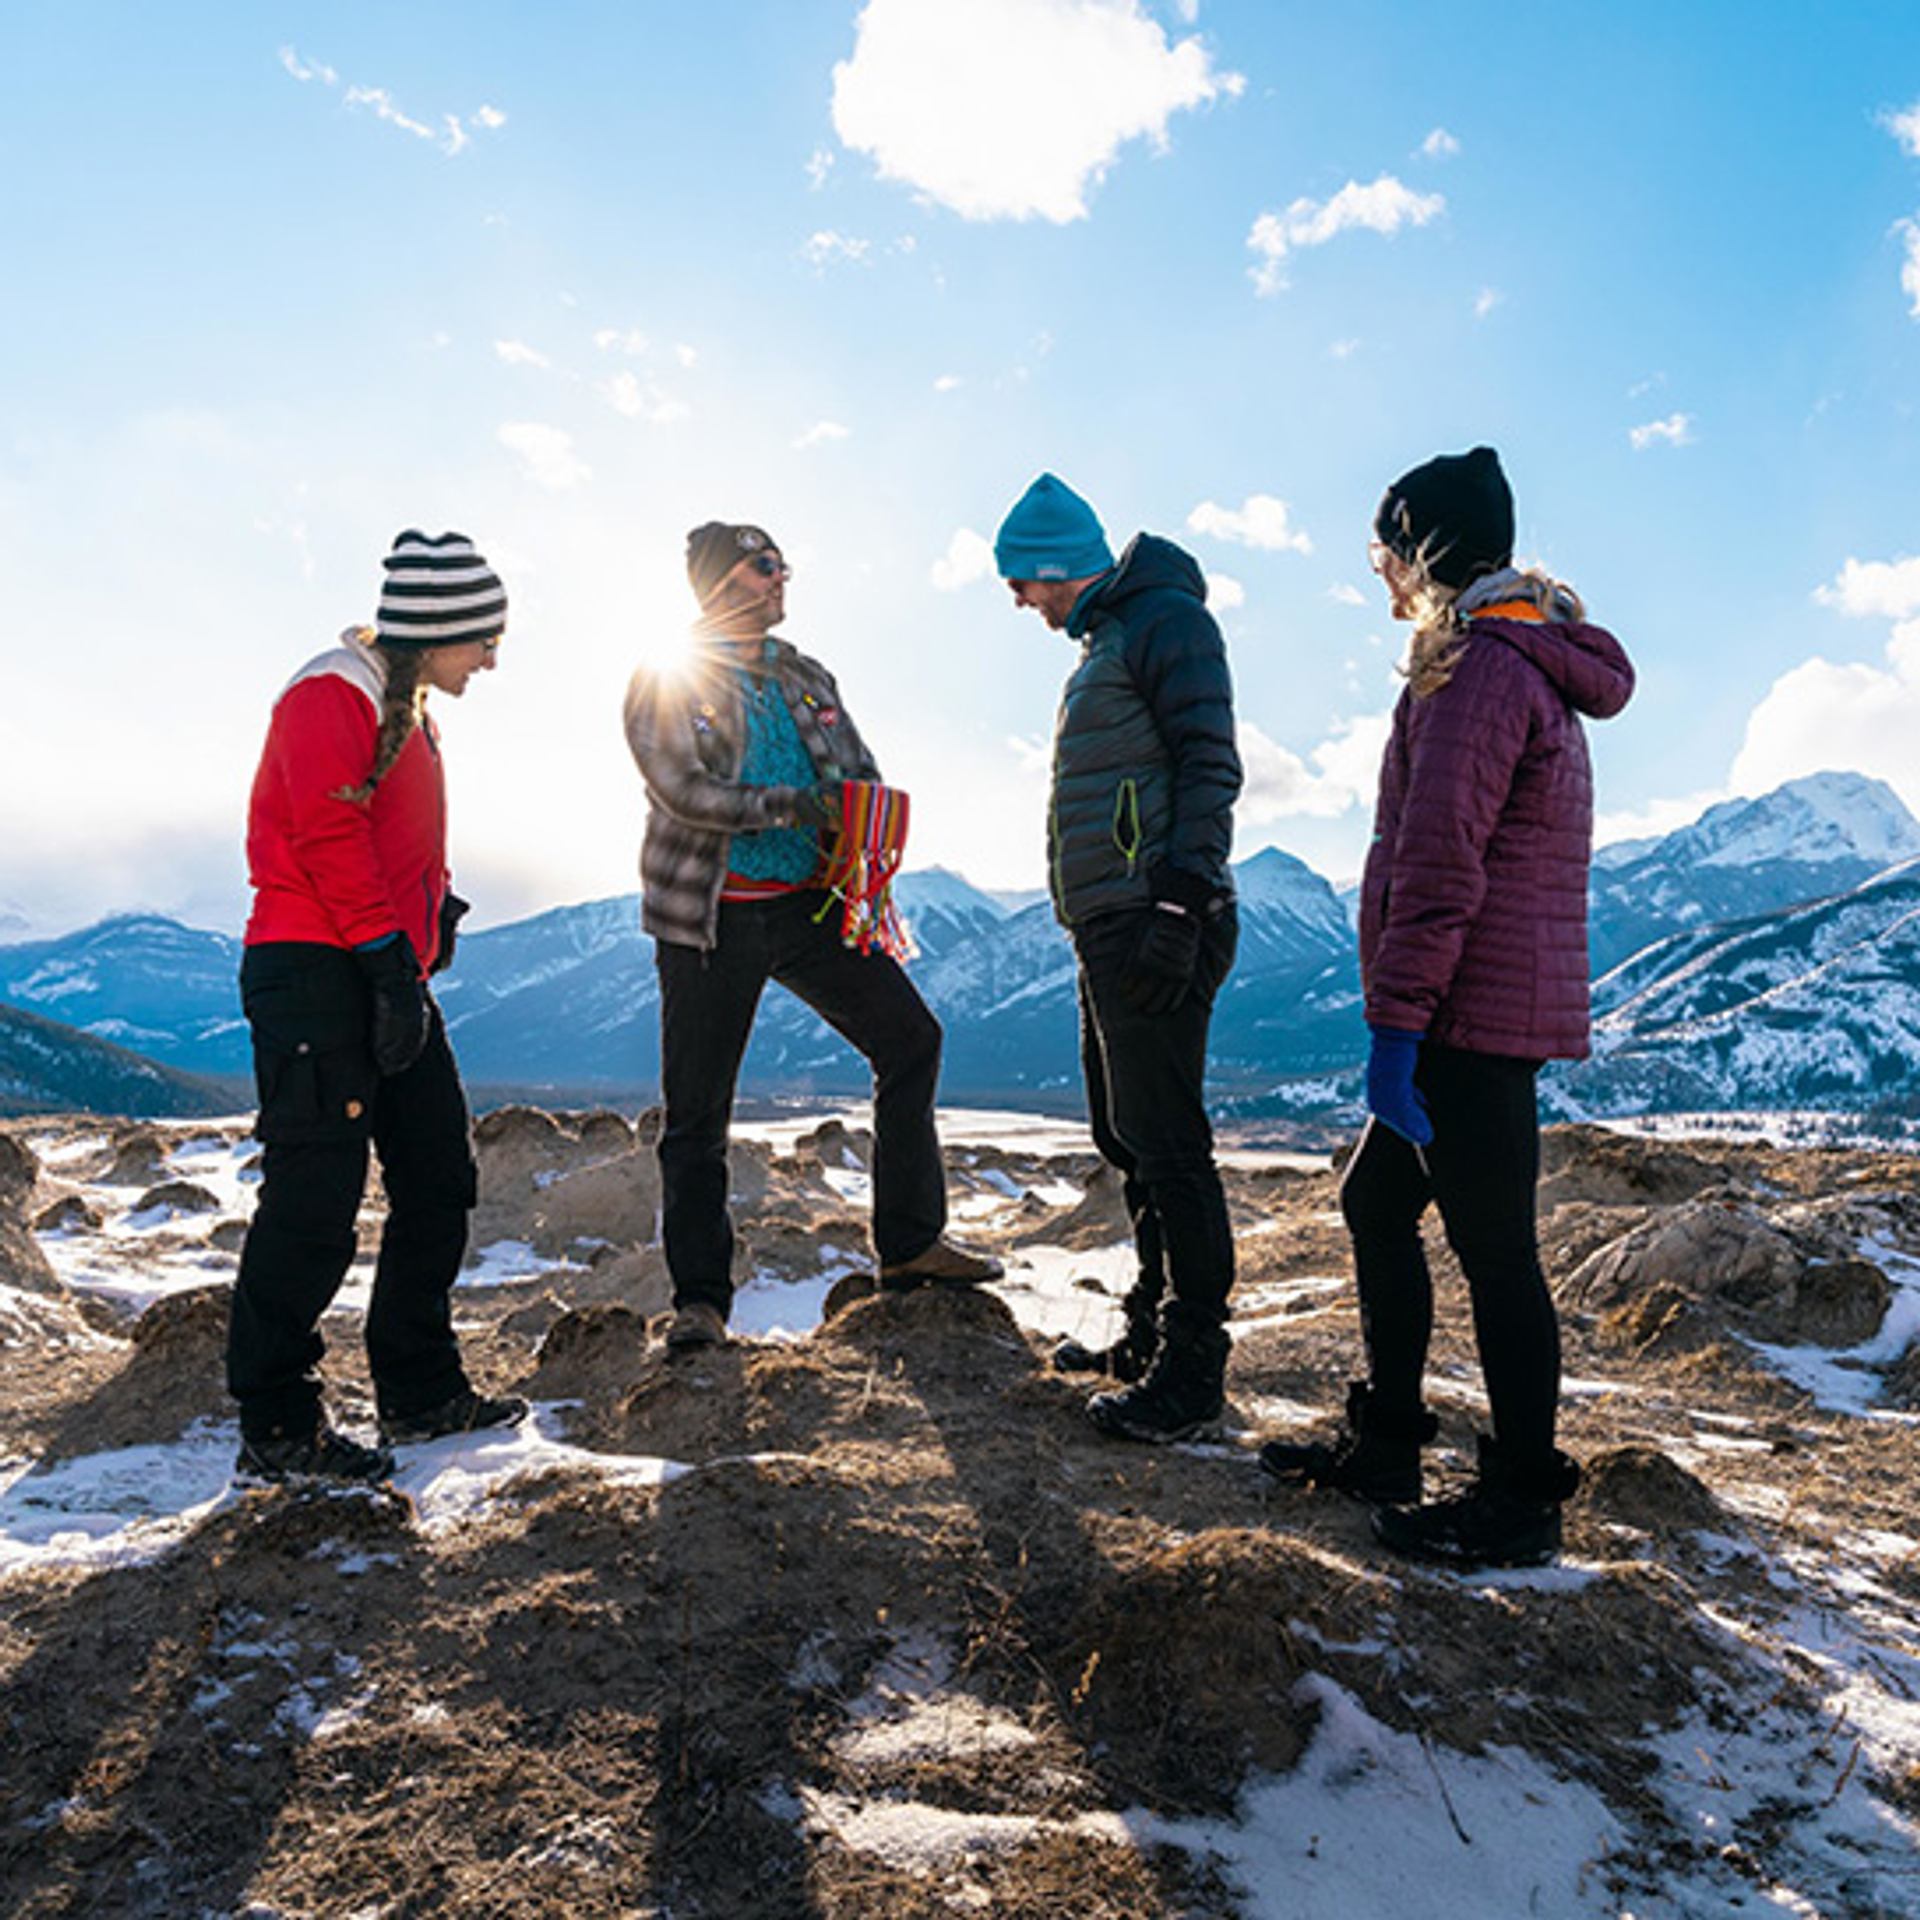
1589, 771, 1920, 973
1555, 861, 1920, 1118
0, 916, 246, 1075
0, 1002, 231, 1117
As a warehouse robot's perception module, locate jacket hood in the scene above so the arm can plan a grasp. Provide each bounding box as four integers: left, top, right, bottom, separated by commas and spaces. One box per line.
1068, 533, 1206, 636
1476, 619, 1635, 721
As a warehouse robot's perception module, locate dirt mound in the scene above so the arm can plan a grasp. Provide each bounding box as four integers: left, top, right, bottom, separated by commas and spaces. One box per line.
1568, 1197, 1891, 1346
524, 1149, 659, 1257
101, 1125, 172, 1186
1061, 1529, 1315, 1812
0, 1132, 38, 1208
1579, 1444, 1725, 1535
32, 1193, 101, 1233
42, 1284, 232, 1457
1539, 1124, 1727, 1208
131, 1178, 222, 1217
742, 1211, 871, 1280
471, 1105, 654, 1252
1014, 1159, 1129, 1249
525, 1303, 652, 1405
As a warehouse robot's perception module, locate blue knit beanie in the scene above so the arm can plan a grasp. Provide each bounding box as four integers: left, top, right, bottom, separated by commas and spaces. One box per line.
994, 473, 1114, 582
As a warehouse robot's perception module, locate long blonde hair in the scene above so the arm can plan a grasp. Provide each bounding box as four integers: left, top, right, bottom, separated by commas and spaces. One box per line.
333, 632, 428, 804
1396, 545, 1585, 698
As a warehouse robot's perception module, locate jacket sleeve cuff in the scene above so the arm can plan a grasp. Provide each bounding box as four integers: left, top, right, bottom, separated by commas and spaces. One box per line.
1148, 860, 1224, 916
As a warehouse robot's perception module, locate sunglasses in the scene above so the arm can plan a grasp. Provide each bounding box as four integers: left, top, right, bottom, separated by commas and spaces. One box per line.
747, 553, 791, 580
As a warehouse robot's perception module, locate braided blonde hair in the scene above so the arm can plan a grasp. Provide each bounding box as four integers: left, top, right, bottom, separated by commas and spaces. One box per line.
332, 631, 428, 804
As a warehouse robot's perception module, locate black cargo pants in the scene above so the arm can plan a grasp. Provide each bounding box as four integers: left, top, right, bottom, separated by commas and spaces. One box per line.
226, 942, 477, 1441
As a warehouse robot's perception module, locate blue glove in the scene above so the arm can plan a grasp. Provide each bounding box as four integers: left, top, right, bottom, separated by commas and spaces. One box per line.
1365, 1024, 1432, 1146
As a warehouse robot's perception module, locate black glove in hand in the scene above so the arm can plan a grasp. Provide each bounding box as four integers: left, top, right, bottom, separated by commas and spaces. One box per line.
789, 784, 843, 836
430, 890, 470, 977
1121, 904, 1201, 1015
355, 934, 431, 1076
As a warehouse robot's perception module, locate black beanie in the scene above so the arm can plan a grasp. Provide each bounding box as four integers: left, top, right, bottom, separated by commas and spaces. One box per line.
686, 521, 777, 606
1374, 446, 1514, 590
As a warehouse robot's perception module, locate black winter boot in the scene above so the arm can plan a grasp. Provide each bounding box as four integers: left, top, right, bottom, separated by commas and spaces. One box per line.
1372, 1434, 1581, 1569
1084, 1301, 1228, 1444
1258, 1381, 1438, 1505
1053, 1282, 1161, 1383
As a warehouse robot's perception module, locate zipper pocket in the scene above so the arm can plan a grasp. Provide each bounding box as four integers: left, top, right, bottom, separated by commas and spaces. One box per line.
1111, 777, 1142, 875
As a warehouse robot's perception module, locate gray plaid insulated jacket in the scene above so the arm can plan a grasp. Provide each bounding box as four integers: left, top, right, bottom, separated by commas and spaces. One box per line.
623, 630, 881, 951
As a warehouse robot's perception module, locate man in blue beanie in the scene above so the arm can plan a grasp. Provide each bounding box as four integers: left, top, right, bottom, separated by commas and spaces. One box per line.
995, 473, 1243, 1442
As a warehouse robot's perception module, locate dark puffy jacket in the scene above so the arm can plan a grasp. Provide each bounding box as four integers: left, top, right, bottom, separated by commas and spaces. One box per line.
1359, 615, 1634, 1060
1049, 535, 1242, 926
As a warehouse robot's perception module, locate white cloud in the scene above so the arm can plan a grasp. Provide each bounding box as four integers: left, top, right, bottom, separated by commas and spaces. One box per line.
1420, 126, 1460, 159
1898, 218, 1920, 319
1628, 412, 1694, 450
1327, 581, 1368, 607
1205, 571, 1245, 610
1246, 174, 1444, 295
1236, 713, 1390, 824
494, 339, 550, 369
807, 146, 836, 188
281, 50, 502, 158
1728, 554, 1920, 814
1174, 0, 1200, 20
793, 420, 852, 451
593, 327, 650, 355
802, 229, 872, 269
675, 343, 699, 368
931, 527, 995, 591
1186, 493, 1312, 555
497, 421, 590, 490
603, 371, 690, 425
279, 46, 337, 86
1474, 286, 1503, 319
933, 373, 964, 392
1814, 554, 1920, 621
830, 0, 1243, 225
1328, 337, 1360, 359
1884, 101, 1920, 157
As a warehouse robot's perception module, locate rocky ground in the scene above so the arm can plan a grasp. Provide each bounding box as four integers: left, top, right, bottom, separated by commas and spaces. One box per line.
0, 1108, 1917, 1918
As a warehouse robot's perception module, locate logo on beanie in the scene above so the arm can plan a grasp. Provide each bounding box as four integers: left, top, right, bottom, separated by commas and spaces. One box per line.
736, 528, 766, 552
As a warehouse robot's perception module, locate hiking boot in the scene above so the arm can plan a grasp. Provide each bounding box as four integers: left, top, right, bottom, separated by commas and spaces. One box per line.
664, 1301, 729, 1353
1258, 1380, 1437, 1505
879, 1236, 1004, 1292
234, 1423, 395, 1488
1085, 1301, 1229, 1444
1053, 1284, 1161, 1384
1372, 1435, 1582, 1569
380, 1387, 530, 1446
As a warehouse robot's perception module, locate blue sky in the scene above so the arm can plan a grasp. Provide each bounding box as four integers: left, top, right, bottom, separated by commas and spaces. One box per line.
4, 0, 1919, 935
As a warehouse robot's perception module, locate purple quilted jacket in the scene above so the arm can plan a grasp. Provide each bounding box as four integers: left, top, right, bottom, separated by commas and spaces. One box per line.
1359, 615, 1635, 1060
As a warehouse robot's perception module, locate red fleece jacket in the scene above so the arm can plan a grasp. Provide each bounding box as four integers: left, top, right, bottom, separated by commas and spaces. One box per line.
244, 645, 448, 967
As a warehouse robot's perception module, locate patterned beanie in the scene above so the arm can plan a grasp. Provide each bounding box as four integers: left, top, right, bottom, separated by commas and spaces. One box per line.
994, 473, 1114, 582
687, 521, 778, 606
375, 530, 508, 647
1374, 447, 1514, 591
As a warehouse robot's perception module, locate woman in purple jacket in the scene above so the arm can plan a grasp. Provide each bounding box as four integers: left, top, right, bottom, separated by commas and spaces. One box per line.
1261, 447, 1634, 1567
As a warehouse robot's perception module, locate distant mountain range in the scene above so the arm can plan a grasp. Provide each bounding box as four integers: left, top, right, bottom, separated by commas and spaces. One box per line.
6, 769, 1920, 1123
0, 1002, 230, 1118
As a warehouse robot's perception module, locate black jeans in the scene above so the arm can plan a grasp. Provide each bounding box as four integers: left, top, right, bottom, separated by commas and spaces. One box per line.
1339, 1041, 1559, 1468
1074, 904, 1238, 1326
656, 892, 946, 1313
227, 943, 477, 1441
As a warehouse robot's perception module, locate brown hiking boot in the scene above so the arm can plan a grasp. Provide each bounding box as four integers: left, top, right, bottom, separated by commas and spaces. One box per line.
664, 1302, 729, 1353
879, 1237, 1005, 1292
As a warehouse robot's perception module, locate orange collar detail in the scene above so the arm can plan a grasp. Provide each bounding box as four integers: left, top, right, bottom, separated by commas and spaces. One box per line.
1466, 599, 1549, 624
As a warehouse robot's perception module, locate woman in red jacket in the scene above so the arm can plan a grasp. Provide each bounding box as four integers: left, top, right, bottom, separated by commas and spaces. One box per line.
226, 530, 527, 1484
1261, 449, 1634, 1567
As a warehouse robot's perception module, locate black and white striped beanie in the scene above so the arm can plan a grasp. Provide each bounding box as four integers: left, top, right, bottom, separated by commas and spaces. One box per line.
375, 529, 508, 647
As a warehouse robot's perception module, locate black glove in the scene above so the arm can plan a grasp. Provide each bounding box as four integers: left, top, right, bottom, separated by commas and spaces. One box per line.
1121, 903, 1201, 1015
430, 890, 470, 977
789, 784, 843, 836
355, 934, 431, 1076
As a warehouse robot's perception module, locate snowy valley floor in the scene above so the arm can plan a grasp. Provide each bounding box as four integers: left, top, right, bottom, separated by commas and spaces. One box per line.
1, 1108, 1918, 1917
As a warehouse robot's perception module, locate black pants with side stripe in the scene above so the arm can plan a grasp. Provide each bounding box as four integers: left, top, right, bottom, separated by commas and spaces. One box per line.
226, 943, 477, 1441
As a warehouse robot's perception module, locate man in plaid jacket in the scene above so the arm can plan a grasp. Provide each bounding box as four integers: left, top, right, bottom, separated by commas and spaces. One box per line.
623, 521, 1000, 1351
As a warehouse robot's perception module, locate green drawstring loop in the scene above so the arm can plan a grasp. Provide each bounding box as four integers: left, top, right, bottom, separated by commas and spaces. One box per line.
1112, 778, 1142, 875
